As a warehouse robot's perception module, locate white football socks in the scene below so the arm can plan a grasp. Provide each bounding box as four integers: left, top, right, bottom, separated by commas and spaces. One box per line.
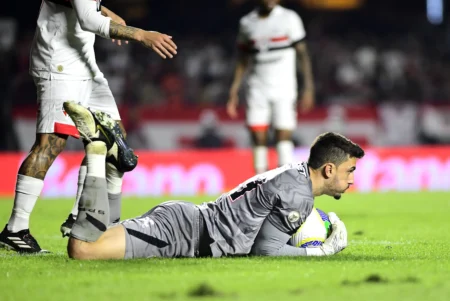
106, 162, 123, 195
69, 156, 124, 223
86, 142, 107, 177
70, 164, 87, 218
276, 140, 294, 167
71, 141, 109, 242
7, 175, 44, 232
253, 146, 268, 174
106, 162, 123, 224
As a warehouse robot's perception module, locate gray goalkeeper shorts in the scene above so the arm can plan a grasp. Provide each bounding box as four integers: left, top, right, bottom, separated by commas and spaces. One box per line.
121, 201, 212, 259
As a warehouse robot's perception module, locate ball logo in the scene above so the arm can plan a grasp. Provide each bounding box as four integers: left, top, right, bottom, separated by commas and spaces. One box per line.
288, 211, 300, 223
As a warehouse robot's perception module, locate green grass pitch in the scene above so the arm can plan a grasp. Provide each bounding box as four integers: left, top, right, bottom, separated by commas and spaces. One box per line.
0, 192, 449, 301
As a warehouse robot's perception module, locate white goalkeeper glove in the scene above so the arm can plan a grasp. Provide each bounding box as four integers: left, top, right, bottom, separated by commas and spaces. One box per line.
306, 212, 348, 256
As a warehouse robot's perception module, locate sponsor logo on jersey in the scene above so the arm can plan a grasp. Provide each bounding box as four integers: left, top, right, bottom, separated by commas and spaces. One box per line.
288, 211, 300, 223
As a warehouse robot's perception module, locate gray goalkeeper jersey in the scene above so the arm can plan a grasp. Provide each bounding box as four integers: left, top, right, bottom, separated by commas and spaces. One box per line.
198, 162, 314, 257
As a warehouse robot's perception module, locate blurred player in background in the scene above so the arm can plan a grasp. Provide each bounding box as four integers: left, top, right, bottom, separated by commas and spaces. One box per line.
61, 102, 363, 260
0, 0, 177, 254
227, 0, 315, 174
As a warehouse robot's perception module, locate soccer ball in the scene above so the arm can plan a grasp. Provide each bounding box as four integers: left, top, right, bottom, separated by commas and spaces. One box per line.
290, 208, 332, 248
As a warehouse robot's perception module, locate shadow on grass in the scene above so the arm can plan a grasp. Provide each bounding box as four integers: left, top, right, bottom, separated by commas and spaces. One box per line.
341, 274, 420, 286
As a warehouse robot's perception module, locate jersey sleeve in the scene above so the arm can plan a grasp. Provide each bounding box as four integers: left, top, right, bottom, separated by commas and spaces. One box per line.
289, 12, 306, 44
251, 219, 308, 256
236, 19, 251, 52
266, 169, 314, 236
70, 0, 110, 38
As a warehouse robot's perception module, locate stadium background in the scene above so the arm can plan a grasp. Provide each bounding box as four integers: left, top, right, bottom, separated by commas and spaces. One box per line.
1, 0, 449, 196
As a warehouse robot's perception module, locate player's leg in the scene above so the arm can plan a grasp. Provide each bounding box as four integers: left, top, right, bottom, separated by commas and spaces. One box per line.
61, 105, 204, 260
69, 200, 204, 260
67, 141, 126, 260
68, 224, 126, 260
60, 79, 136, 236
0, 133, 67, 253
62, 101, 127, 259
65, 123, 205, 259
59, 80, 93, 237
89, 80, 136, 224
61, 157, 123, 236
0, 78, 85, 253
250, 129, 270, 174
275, 129, 294, 166
67, 144, 126, 259
273, 98, 297, 166
60, 157, 87, 237
106, 121, 128, 224
246, 89, 271, 174
120, 201, 206, 259
63, 104, 203, 259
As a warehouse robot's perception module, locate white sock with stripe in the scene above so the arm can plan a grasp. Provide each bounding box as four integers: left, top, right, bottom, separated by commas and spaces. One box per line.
7, 175, 44, 232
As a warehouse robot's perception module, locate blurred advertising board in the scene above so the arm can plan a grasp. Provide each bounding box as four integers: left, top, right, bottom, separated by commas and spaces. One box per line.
1, 146, 449, 197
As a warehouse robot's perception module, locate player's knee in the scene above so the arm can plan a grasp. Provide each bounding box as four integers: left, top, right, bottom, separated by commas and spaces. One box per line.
251, 242, 271, 256
19, 133, 68, 178
67, 237, 92, 260
250, 131, 268, 146
275, 130, 293, 142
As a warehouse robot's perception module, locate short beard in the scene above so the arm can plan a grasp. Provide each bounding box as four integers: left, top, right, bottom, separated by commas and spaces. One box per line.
324, 180, 340, 199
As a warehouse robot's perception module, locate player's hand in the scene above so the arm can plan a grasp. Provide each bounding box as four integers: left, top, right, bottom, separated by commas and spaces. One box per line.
306, 212, 347, 256
226, 94, 239, 119
328, 212, 341, 224
322, 213, 347, 255
299, 89, 315, 113
139, 31, 177, 59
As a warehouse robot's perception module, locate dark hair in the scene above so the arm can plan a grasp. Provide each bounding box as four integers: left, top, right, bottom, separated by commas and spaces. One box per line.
307, 132, 365, 169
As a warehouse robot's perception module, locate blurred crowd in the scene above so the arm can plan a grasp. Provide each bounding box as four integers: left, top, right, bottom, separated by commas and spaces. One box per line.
3, 2, 450, 108
1, 0, 450, 150
96, 24, 450, 108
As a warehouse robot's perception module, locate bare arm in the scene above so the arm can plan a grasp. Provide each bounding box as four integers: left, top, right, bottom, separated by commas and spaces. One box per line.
70, 0, 176, 59
230, 52, 250, 96
100, 6, 113, 17
109, 21, 177, 59
296, 42, 315, 112
226, 51, 250, 118
296, 42, 314, 95
108, 20, 143, 42
100, 6, 128, 45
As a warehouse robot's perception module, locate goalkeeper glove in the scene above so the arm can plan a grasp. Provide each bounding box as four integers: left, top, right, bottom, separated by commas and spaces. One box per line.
306, 212, 347, 256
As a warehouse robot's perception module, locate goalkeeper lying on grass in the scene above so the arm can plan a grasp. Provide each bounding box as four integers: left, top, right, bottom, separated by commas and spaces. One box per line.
63, 101, 364, 260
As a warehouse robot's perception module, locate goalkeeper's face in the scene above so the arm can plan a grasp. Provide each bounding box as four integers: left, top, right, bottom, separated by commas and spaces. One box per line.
326, 157, 358, 198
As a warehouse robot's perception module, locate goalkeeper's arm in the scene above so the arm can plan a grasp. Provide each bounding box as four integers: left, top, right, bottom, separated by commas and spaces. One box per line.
251, 215, 348, 257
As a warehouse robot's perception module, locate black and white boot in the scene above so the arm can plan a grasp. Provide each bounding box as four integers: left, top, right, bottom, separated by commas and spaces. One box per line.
0, 225, 49, 254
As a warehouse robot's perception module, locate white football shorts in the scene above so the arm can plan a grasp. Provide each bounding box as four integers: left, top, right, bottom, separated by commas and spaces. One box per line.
246, 88, 297, 131
33, 76, 121, 138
